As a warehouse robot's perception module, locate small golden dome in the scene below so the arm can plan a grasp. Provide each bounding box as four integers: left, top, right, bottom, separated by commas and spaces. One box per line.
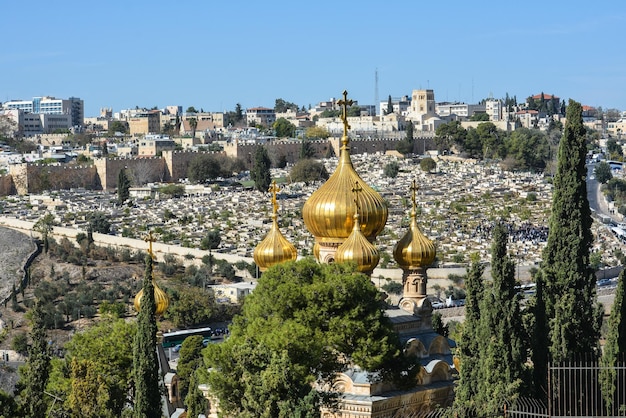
302, 91, 387, 251
336, 211, 380, 273
253, 181, 297, 272
393, 180, 436, 270
134, 279, 170, 316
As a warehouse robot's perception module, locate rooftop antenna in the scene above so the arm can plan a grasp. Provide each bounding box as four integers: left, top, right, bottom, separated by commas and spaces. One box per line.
374, 68, 379, 116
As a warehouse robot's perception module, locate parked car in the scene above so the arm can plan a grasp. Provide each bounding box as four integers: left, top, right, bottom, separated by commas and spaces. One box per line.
172, 344, 182, 353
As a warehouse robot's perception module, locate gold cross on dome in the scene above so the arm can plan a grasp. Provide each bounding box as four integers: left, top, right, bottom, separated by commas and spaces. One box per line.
144, 231, 156, 259
269, 180, 280, 215
337, 90, 354, 138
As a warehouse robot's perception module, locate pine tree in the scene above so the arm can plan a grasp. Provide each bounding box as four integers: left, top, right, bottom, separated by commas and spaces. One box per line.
406, 120, 414, 143
17, 301, 51, 418
132, 255, 161, 418
385, 95, 393, 115
539, 99, 601, 362
118, 169, 131, 205
251, 146, 271, 192
184, 371, 207, 418
453, 255, 485, 410
600, 268, 626, 414
477, 223, 527, 412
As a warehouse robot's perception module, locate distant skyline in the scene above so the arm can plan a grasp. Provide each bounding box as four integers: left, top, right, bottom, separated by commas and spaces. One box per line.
2, 1, 625, 117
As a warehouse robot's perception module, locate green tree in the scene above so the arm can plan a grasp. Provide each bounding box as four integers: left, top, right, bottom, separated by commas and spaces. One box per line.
235, 103, 244, 122
420, 157, 436, 173
165, 287, 218, 328
385, 95, 393, 115
476, 122, 504, 159
383, 161, 399, 178
117, 169, 131, 204
273, 117, 296, 138
186, 106, 198, 114
274, 98, 298, 113
200, 229, 221, 251
534, 100, 602, 403
178, 335, 205, 399
594, 161, 613, 184
33, 213, 56, 253
185, 371, 208, 418
188, 154, 223, 183
289, 159, 329, 185
504, 128, 550, 171
453, 257, 485, 410
251, 146, 272, 192
305, 126, 330, 140
132, 255, 161, 418
202, 259, 405, 418
51, 318, 136, 417
108, 120, 127, 135
470, 112, 490, 121
395, 138, 414, 155
600, 269, 626, 414
300, 138, 316, 160
405, 120, 414, 142
435, 120, 466, 151
476, 224, 527, 412
0, 389, 18, 417
189, 117, 198, 138
606, 139, 622, 159
16, 302, 51, 418
88, 211, 111, 234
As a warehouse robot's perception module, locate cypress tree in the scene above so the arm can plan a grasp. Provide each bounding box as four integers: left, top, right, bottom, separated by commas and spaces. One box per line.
539, 99, 601, 362
477, 223, 527, 412
386, 95, 393, 115
251, 146, 271, 192
600, 268, 626, 414
17, 301, 51, 418
118, 169, 131, 205
453, 255, 485, 410
132, 255, 161, 418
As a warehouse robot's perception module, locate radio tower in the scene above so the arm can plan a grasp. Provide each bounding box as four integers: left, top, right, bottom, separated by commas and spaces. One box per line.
374, 68, 379, 116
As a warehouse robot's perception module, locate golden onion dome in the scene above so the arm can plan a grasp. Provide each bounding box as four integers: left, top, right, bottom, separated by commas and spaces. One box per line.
302, 92, 387, 244
134, 279, 170, 316
393, 180, 436, 270
336, 211, 380, 273
253, 181, 297, 271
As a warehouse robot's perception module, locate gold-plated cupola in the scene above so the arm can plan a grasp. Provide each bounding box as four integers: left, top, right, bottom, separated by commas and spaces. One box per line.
335, 181, 380, 274
302, 91, 388, 263
253, 180, 297, 272
134, 232, 170, 316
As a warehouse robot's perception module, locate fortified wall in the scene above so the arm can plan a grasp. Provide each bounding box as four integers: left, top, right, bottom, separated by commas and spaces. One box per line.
0, 174, 15, 195
162, 150, 226, 182
9, 163, 99, 195
93, 156, 166, 190
0, 137, 427, 195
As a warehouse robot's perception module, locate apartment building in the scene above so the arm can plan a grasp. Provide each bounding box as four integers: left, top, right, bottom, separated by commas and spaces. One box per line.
2, 96, 84, 127
246, 107, 276, 127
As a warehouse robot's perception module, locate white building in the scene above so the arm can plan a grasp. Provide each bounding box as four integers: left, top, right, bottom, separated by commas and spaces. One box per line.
2, 96, 84, 128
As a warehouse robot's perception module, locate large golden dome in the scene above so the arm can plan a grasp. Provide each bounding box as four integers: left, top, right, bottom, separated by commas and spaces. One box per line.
253, 181, 297, 272
134, 279, 170, 316
393, 180, 436, 270
302, 91, 387, 259
336, 207, 380, 274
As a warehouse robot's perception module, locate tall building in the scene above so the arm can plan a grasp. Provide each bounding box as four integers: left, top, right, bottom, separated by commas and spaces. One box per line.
2, 96, 84, 127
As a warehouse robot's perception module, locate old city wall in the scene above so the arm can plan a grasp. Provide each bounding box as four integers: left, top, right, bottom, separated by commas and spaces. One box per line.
224, 139, 332, 167
0, 174, 15, 196
94, 157, 166, 190
8, 163, 98, 195
162, 150, 227, 182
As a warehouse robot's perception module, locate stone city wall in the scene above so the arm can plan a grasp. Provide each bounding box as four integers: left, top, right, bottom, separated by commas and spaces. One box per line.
162, 150, 227, 182
8, 163, 98, 195
0, 174, 15, 196
94, 157, 166, 190
224, 139, 330, 168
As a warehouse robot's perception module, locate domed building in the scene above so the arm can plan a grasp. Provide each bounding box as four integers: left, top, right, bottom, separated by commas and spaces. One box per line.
299, 92, 456, 417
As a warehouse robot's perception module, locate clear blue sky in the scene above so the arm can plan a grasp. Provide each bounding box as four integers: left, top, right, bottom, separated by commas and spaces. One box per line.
2, 0, 625, 117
